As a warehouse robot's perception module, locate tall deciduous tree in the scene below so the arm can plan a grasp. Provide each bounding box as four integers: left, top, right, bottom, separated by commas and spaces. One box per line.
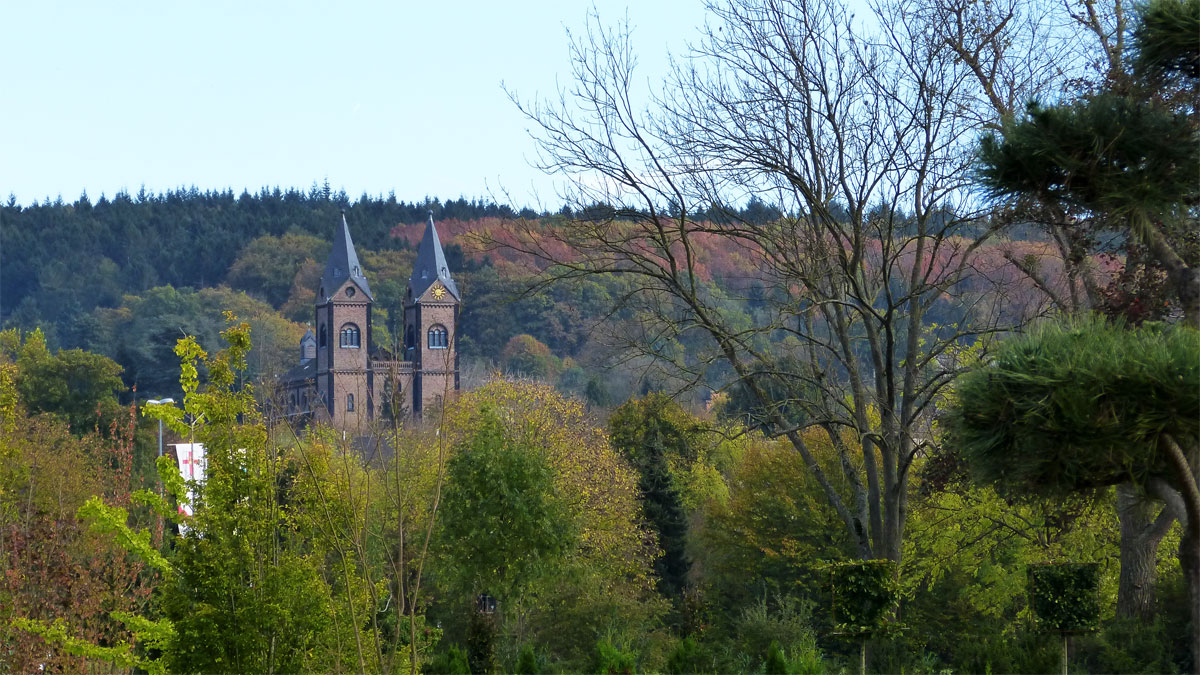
0, 388, 155, 672
438, 409, 575, 606
0, 327, 124, 433
506, 0, 1022, 563
437, 380, 665, 666
151, 317, 364, 673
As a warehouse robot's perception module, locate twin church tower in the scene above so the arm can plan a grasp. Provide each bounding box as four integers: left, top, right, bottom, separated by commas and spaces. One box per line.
282, 213, 460, 428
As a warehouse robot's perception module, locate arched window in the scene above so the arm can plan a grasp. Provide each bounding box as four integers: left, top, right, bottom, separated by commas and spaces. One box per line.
427, 324, 448, 349
290, 393, 296, 409
346, 393, 355, 412
340, 323, 360, 348
405, 324, 415, 351
319, 324, 327, 347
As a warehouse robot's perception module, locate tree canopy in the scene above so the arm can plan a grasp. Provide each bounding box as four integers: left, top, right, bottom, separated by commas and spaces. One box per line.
949, 316, 1199, 493
0, 327, 125, 433
977, 0, 1200, 325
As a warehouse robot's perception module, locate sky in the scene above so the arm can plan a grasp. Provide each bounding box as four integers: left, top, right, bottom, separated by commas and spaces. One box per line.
2, 1, 708, 209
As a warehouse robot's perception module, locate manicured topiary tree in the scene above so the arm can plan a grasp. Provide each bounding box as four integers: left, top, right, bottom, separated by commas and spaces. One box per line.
1028, 563, 1101, 674
948, 316, 1200, 662
828, 560, 898, 674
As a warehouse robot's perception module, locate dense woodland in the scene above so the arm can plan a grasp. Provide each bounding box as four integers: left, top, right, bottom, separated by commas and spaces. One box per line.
0, 187, 803, 403
2, 0, 1198, 672
0, 187, 1074, 410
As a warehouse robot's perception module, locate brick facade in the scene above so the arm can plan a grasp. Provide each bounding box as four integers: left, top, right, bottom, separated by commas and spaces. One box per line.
280, 213, 459, 430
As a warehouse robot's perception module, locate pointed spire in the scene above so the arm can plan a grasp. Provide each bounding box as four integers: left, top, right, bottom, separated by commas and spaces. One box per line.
319, 212, 373, 301
408, 212, 459, 301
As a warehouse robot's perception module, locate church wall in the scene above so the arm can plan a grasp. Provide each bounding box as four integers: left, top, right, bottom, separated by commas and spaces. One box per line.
329, 371, 372, 432
417, 301, 457, 414
370, 362, 414, 420
319, 280, 372, 428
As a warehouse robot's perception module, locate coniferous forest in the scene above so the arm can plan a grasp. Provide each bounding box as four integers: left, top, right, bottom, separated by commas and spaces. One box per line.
2, 0, 1198, 673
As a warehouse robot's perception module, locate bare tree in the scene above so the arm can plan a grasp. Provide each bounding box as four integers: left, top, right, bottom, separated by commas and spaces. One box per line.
505, 0, 1029, 563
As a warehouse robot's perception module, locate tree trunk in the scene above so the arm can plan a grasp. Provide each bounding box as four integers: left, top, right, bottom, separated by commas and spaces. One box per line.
1138, 217, 1200, 328
1116, 483, 1172, 619
1162, 433, 1200, 667
1180, 531, 1200, 674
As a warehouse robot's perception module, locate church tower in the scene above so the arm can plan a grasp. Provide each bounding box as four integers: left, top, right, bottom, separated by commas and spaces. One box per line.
404, 213, 460, 417
315, 213, 374, 429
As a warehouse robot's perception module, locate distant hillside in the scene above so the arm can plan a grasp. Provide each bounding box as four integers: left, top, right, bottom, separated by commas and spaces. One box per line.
1, 188, 1087, 405
0, 188, 537, 330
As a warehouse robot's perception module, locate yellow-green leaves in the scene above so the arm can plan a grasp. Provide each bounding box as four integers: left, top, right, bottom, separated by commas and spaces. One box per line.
77, 497, 174, 578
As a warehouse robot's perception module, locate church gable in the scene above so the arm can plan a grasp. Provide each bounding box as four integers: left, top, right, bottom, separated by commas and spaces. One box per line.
415, 279, 457, 305
325, 277, 372, 304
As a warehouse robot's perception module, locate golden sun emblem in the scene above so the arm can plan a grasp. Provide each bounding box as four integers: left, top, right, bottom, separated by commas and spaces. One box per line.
430, 283, 446, 300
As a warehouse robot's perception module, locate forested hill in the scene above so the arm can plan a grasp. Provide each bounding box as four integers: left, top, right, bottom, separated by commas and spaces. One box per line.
1, 187, 541, 327
2, 187, 811, 400
1, 187, 797, 331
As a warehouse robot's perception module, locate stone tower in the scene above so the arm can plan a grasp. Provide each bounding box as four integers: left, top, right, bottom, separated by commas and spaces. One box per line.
282, 212, 461, 428
315, 213, 375, 429
404, 213, 460, 417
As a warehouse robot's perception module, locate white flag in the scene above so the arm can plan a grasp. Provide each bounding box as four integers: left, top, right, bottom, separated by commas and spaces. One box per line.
171, 443, 206, 531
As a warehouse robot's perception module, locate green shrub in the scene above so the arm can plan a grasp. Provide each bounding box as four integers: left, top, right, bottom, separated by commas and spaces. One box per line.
736, 594, 816, 659
1075, 618, 1184, 674
514, 643, 540, 674
427, 645, 471, 675
1028, 563, 1100, 633
761, 637, 826, 675
788, 634, 827, 675
828, 560, 898, 635
665, 636, 711, 674
593, 637, 638, 674
765, 641, 789, 675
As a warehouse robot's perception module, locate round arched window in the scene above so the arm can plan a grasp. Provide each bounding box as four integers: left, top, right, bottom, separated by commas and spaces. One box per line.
340, 323, 361, 348
427, 324, 448, 349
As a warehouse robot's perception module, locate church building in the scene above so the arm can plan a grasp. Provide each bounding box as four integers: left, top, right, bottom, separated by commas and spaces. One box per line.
281, 213, 460, 428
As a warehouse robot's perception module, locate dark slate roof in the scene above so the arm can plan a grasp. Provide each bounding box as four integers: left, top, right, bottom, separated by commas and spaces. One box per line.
408, 213, 459, 301
320, 213, 373, 301
281, 358, 316, 384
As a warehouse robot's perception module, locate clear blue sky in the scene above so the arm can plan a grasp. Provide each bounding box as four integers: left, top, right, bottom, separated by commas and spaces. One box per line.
2, 1, 706, 209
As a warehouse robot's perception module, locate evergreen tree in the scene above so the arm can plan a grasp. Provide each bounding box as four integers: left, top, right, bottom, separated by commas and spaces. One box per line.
609, 394, 700, 601
977, 0, 1199, 325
